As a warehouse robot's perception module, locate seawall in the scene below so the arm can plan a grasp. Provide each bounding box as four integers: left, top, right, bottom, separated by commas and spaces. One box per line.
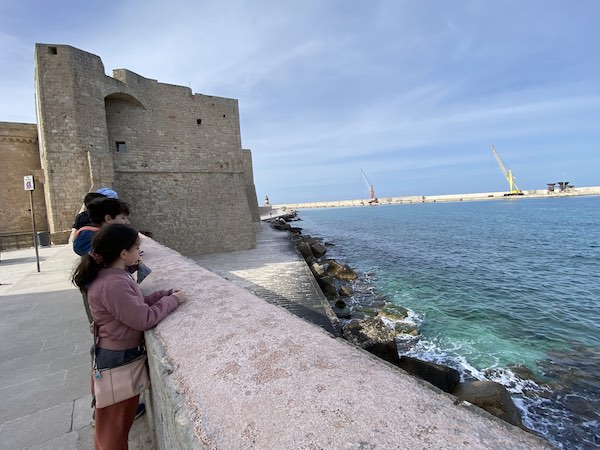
274, 185, 600, 210
139, 234, 551, 448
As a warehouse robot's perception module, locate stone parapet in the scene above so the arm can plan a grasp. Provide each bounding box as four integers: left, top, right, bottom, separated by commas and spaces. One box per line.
139, 236, 550, 449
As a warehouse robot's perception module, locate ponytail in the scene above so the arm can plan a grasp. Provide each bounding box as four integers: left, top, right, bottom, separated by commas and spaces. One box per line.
72, 253, 103, 292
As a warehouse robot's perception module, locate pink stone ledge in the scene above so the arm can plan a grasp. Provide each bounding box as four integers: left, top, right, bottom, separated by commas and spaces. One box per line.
139, 236, 550, 449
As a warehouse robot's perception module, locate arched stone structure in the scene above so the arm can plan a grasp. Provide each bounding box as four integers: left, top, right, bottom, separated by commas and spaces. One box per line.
34, 44, 258, 255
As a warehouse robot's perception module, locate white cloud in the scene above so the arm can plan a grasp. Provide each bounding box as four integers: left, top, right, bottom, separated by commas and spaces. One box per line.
1, 0, 599, 201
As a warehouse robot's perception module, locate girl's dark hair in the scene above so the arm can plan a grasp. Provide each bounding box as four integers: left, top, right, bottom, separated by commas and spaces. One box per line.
72, 224, 139, 291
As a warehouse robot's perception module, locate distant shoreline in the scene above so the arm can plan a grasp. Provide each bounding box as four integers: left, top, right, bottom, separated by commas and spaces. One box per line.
273, 185, 600, 210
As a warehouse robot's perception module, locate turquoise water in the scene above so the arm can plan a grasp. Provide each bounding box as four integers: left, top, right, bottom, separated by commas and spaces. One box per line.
296, 197, 600, 449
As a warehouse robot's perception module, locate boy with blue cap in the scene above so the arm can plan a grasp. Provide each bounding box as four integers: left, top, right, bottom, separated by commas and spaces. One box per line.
69, 188, 119, 238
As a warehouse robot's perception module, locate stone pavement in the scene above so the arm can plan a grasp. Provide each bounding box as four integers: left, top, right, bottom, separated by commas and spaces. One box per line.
0, 223, 338, 449
194, 222, 340, 336
0, 245, 154, 450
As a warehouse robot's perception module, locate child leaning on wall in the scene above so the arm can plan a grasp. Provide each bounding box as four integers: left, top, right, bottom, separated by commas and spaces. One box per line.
73, 197, 131, 256
71, 224, 186, 449
68, 188, 119, 243
73, 197, 153, 322
72, 196, 153, 427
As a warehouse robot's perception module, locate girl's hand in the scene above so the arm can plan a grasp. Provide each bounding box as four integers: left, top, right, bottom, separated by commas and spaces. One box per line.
172, 289, 186, 304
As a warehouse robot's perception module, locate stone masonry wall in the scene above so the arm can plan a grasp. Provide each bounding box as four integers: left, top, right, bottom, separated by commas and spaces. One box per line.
241, 149, 260, 223
0, 122, 49, 244
35, 45, 110, 236
34, 44, 257, 255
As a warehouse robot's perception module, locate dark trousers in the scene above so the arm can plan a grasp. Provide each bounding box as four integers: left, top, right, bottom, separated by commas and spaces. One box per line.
94, 394, 139, 450
92, 347, 146, 449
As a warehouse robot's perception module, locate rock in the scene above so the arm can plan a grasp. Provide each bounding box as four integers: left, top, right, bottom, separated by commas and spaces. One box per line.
342, 317, 396, 347
327, 259, 358, 280
341, 318, 401, 365
332, 304, 352, 319
297, 242, 314, 261
393, 322, 419, 336
368, 297, 387, 309
289, 233, 303, 243
317, 276, 337, 298
339, 285, 353, 297
309, 262, 325, 277
352, 305, 379, 318
398, 356, 460, 393
310, 241, 327, 258
452, 380, 523, 427
506, 365, 536, 381
334, 298, 347, 308
271, 220, 291, 231
363, 340, 401, 366
379, 304, 409, 321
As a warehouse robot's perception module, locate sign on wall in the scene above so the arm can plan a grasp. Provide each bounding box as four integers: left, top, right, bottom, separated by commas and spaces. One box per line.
24, 175, 34, 191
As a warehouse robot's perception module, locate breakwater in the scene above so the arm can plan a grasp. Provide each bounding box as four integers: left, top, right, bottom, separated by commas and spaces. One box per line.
273, 185, 600, 210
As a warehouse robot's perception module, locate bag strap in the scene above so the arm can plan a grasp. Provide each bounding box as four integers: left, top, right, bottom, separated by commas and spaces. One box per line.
90, 321, 100, 408
91, 321, 100, 373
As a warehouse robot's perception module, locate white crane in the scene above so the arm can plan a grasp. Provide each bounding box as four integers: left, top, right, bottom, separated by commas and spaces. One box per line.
360, 169, 379, 204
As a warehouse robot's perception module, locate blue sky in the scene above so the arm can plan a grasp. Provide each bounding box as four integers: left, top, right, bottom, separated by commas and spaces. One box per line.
1, 1, 599, 203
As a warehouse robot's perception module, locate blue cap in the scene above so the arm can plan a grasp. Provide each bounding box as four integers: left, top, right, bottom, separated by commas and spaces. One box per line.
95, 187, 119, 199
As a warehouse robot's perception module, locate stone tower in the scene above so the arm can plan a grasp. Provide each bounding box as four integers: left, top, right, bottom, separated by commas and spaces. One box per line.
35, 44, 258, 255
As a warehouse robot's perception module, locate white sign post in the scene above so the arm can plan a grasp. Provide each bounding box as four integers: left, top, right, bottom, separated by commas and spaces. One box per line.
24, 175, 40, 272
24, 175, 34, 191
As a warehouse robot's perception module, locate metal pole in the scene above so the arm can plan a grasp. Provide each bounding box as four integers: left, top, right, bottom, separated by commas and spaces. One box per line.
29, 190, 40, 272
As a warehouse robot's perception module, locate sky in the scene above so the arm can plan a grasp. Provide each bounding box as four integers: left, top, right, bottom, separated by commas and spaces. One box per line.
1, 0, 599, 203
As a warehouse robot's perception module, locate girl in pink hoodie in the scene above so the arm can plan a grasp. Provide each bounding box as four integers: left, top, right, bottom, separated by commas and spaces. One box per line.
73, 224, 186, 450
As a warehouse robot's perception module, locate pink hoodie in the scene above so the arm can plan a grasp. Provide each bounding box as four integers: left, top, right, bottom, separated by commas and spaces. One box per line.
87, 268, 180, 350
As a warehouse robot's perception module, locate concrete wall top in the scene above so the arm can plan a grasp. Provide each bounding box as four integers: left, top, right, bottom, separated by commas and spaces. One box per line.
139, 237, 549, 449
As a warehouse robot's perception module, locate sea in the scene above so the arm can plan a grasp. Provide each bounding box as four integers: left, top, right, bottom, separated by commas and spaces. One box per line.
295, 196, 600, 450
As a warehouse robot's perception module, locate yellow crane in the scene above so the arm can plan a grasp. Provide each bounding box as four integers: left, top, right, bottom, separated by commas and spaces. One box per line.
490, 145, 523, 196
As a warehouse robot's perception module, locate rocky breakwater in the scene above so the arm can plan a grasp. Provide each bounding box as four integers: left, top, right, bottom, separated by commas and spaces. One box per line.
268, 213, 529, 432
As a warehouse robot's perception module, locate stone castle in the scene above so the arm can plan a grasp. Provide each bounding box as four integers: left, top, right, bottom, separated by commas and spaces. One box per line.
1, 44, 259, 256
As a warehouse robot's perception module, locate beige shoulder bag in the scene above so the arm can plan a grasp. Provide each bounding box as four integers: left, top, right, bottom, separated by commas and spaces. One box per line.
92, 322, 150, 409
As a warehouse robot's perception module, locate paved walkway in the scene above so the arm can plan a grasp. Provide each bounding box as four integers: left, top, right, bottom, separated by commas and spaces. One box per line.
194, 222, 340, 336
0, 245, 153, 450
0, 223, 338, 448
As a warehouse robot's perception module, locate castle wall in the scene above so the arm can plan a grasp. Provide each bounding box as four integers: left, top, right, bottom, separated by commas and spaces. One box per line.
35, 45, 111, 241
241, 149, 260, 223
0, 122, 48, 246
34, 44, 257, 255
